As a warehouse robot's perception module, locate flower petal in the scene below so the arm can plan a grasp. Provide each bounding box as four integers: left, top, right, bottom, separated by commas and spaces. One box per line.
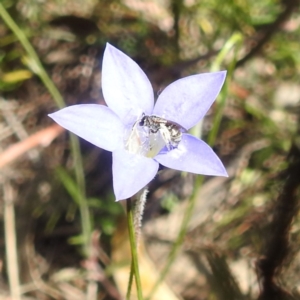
153, 71, 226, 130
112, 149, 159, 201
48, 104, 124, 151
102, 43, 154, 126
154, 134, 227, 176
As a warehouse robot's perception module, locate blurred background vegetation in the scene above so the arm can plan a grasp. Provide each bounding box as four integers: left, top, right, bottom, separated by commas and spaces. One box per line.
0, 0, 300, 299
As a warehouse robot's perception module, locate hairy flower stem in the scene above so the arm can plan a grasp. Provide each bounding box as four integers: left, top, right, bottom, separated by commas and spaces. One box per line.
133, 188, 148, 244
126, 198, 143, 300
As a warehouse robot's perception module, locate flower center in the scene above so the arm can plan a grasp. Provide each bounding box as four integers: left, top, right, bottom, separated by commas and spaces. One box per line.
125, 114, 183, 157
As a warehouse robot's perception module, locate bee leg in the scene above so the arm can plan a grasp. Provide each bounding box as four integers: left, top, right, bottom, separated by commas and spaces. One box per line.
159, 125, 172, 151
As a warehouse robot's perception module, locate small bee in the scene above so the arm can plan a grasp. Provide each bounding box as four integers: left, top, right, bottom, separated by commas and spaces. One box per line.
139, 114, 185, 150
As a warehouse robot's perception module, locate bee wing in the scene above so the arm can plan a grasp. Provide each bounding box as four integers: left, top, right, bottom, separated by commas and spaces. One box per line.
166, 120, 187, 132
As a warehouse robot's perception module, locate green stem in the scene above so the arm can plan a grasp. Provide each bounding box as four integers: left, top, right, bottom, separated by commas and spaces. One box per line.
0, 4, 91, 254
0, 3, 64, 109
126, 261, 134, 300
207, 83, 228, 146
70, 134, 91, 255
208, 33, 242, 146
127, 199, 143, 300
210, 32, 243, 72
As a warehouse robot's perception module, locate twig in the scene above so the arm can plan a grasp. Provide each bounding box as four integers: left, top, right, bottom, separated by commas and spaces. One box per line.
0, 124, 64, 168
83, 230, 122, 300
25, 235, 64, 299
1, 98, 39, 162
3, 182, 21, 300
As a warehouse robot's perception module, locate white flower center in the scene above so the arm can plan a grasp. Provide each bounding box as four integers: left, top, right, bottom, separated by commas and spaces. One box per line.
124, 114, 183, 158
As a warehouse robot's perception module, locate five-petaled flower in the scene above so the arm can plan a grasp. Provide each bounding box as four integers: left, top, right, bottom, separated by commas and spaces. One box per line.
49, 43, 227, 201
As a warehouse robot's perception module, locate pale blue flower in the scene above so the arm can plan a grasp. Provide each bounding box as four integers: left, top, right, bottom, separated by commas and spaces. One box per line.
49, 43, 227, 201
